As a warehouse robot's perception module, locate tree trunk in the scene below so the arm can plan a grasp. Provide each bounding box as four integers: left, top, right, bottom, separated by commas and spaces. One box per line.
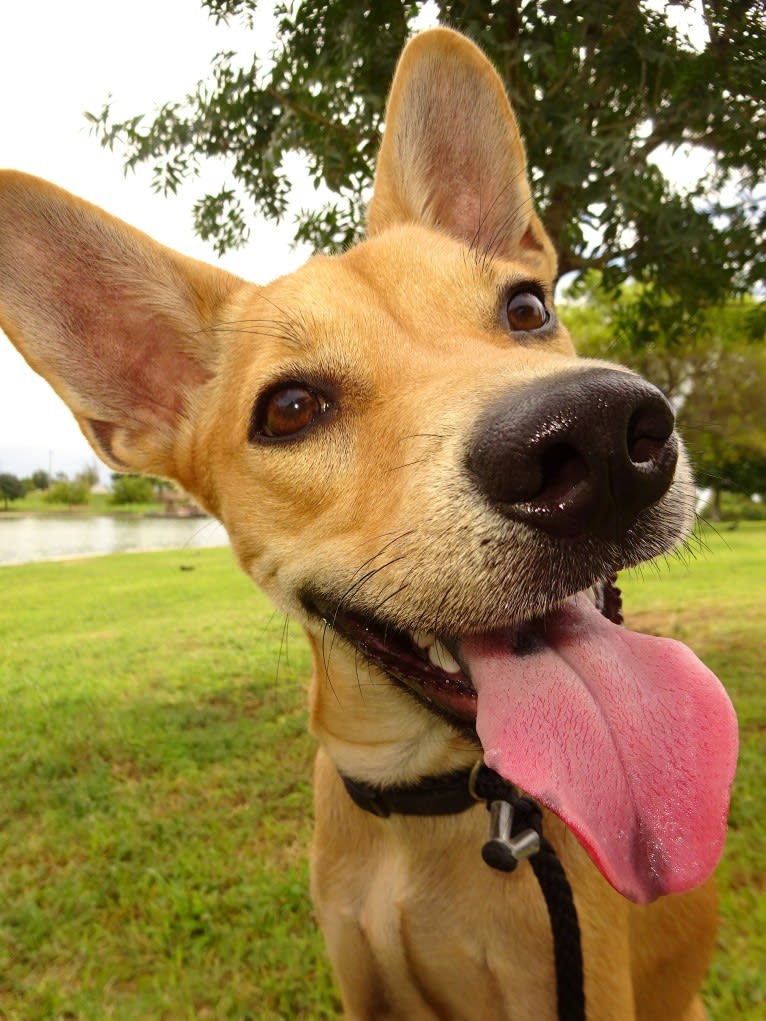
709, 487, 722, 521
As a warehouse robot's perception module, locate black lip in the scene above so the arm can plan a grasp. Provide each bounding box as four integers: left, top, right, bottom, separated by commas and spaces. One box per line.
303, 595, 480, 731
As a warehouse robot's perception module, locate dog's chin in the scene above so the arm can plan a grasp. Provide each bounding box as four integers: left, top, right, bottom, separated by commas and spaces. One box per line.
303, 579, 623, 731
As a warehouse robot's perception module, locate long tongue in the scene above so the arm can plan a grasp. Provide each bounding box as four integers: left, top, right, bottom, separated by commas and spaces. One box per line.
461, 596, 738, 904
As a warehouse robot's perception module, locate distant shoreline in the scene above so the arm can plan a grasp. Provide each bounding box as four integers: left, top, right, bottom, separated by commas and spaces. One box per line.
0, 510, 227, 567
0, 508, 209, 520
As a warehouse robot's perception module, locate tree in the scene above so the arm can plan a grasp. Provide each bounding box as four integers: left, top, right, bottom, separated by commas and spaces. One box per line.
76, 463, 100, 488
88, 0, 764, 317
562, 280, 766, 515
30, 469, 50, 490
0, 473, 24, 510
675, 333, 766, 518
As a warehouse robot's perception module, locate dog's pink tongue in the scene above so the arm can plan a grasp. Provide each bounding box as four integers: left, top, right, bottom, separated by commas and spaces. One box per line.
462, 597, 738, 904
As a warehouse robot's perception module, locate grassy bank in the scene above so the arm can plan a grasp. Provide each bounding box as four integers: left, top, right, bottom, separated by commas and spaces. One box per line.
0, 526, 763, 1019
2, 490, 164, 516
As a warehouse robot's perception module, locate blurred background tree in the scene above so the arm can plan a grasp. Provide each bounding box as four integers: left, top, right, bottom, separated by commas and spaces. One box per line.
30, 469, 50, 491
0, 473, 25, 510
563, 278, 766, 517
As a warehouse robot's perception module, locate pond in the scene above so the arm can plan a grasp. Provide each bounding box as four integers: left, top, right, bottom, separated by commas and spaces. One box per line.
0, 514, 229, 566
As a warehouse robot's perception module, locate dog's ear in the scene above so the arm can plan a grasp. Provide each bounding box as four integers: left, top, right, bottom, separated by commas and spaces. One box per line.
0, 171, 244, 481
368, 28, 556, 276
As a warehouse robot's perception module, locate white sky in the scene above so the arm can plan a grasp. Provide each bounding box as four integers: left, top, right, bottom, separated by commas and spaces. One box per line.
0, 0, 314, 479
0, 1, 712, 481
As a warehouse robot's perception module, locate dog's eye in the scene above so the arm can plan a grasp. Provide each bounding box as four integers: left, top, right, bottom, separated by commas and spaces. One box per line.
506, 290, 549, 332
257, 386, 330, 439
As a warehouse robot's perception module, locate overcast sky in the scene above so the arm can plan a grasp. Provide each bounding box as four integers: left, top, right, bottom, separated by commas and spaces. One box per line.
0, 0, 317, 480
0, 1, 709, 481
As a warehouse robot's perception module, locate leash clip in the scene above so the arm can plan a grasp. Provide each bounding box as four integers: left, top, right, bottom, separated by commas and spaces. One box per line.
482, 799, 541, 872
469, 762, 541, 873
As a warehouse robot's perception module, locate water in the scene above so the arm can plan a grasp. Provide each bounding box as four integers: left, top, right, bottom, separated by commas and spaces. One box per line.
0, 514, 229, 566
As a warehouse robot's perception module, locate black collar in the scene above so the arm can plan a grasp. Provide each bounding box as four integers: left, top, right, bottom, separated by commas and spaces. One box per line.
341, 764, 480, 818
340, 761, 534, 819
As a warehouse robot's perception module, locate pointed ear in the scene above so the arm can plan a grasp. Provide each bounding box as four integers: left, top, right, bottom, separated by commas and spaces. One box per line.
0, 171, 244, 479
368, 28, 556, 276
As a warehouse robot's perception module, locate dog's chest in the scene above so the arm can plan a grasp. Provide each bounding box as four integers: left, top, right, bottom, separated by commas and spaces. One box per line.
314, 811, 565, 1019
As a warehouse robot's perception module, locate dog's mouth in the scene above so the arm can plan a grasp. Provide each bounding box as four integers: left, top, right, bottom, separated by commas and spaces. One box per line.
305, 582, 737, 907
315, 602, 478, 722
308, 583, 622, 727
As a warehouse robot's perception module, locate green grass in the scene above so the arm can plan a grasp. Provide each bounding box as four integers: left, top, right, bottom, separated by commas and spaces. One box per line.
0, 548, 336, 1020
0, 526, 763, 1019
620, 522, 765, 1019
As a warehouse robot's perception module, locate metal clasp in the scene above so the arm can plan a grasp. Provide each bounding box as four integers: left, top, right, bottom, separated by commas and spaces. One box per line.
481, 799, 541, 873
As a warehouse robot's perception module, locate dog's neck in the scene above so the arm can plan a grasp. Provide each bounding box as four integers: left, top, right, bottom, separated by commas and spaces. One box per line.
305, 631, 479, 786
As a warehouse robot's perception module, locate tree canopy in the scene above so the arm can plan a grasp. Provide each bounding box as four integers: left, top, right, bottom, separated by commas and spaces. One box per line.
0, 473, 24, 510
88, 0, 765, 318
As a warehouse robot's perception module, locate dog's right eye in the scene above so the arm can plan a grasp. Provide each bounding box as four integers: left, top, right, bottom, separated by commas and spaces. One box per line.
506, 289, 550, 333
251, 385, 332, 441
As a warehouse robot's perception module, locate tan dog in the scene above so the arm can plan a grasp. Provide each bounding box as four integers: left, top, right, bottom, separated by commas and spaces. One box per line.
0, 28, 737, 1021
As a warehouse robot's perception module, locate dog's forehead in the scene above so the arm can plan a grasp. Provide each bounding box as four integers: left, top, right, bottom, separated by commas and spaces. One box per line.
231, 223, 560, 366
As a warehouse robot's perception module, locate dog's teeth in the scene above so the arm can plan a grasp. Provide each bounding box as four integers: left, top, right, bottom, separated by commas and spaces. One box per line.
428, 640, 461, 674
413, 631, 435, 649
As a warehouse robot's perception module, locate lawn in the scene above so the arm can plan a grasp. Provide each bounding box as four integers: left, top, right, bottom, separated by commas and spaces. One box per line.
0, 525, 763, 1019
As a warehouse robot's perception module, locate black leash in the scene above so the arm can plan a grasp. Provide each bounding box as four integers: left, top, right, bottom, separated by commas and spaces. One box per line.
341, 763, 586, 1021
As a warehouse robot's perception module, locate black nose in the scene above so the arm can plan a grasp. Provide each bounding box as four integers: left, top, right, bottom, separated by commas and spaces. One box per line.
466, 368, 678, 540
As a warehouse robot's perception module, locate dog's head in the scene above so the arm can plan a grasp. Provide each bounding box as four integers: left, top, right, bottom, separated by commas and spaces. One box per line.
0, 29, 736, 906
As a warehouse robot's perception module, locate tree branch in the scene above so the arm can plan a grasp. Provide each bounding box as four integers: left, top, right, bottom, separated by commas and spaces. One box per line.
265, 86, 361, 138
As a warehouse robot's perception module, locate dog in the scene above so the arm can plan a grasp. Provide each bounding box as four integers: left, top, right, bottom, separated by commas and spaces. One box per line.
0, 27, 738, 1021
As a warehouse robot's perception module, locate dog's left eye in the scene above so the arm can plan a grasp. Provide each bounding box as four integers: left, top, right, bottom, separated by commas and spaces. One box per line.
506, 290, 550, 332
253, 385, 331, 440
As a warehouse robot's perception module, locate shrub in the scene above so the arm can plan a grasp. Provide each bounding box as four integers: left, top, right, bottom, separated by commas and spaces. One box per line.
717, 491, 766, 522
44, 480, 89, 506
110, 475, 155, 505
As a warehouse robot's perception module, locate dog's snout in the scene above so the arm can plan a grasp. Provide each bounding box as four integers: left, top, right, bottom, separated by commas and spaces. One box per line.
467, 368, 678, 540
